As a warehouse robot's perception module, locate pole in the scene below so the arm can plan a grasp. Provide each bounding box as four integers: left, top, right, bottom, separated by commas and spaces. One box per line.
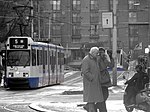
31, 0, 34, 39
48, 16, 51, 41
37, 1, 40, 39
112, 0, 118, 86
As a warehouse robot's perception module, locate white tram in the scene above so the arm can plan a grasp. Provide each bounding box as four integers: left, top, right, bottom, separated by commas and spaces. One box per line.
4, 36, 64, 89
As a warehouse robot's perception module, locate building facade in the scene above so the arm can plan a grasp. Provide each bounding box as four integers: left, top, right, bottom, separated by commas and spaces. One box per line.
0, 0, 150, 62
56, 0, 150, 61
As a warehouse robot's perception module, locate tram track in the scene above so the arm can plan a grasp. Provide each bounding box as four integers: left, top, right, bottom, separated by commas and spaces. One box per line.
3, 104, 19, 112
0, 103, 37, 112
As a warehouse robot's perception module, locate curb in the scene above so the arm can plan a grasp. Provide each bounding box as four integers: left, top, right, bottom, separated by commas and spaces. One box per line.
29, 101, 127, 112
29, 103, 50, 112
29, 102, 86, 112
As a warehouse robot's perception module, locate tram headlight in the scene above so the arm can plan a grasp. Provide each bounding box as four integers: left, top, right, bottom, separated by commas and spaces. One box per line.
23, 73, 29, 77
15, 71, 20, 75
8, 72, 14, 77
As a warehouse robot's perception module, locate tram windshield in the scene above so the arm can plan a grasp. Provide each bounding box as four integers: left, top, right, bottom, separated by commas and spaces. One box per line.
7, 50, 30, 66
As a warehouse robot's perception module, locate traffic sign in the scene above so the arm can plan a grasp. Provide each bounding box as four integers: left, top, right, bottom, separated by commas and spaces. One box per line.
102, 12, 113, 28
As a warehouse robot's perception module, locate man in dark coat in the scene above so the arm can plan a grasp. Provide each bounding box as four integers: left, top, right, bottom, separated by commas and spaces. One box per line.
81, 47, 104, 112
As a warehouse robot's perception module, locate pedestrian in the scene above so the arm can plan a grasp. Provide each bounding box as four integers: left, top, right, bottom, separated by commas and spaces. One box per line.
0, 55, 3, 86
81, 47, 104, 112
96, 47, 114, 112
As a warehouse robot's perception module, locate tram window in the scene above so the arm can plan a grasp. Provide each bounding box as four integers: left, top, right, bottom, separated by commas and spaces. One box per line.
37, 50, 39, 65
52, 51, 54, 65
58, 52, 61, 65
53, 50, 56, 65
54, 51, 56, 65
61, 52, 64, 65
41, 50, 43, 65
42, 48, 45, 65
7, 50, 30, 66
58, 51, 63, 65
44, 51, 47, 65
39, 50, 43, 65
32, 48, 36, 66
49, 50, 51, 65
51, 50, 55, 73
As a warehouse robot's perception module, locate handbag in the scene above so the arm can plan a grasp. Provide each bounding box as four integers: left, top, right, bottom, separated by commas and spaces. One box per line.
100, 70, 112, 87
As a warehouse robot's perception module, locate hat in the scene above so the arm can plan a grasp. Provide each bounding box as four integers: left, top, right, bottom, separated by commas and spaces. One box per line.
99, 47, 105, 52
89, 47, 99, 54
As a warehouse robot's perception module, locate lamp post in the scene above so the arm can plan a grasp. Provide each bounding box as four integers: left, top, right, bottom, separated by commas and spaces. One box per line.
112, 0, 118, 86
30, 0, 34, 39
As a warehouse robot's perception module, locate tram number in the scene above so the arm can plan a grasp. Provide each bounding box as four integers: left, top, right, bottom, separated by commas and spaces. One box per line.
10, 38, 28, 49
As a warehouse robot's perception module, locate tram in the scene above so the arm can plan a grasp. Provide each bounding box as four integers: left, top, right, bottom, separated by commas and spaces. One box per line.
4, 36, 64, 89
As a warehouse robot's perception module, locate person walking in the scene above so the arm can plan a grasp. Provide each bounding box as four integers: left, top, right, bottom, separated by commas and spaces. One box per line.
81, 47, 104, 112
96, 47, 114, 112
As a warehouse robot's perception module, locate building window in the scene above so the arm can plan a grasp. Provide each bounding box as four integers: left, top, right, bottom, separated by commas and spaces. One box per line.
72, 38, 81, 43
90, 12, 99, 23
109, 0, 113, 11
128, 0, 139, 10
52, 25, 61, 35
52, 13, 61, 23
52, 37, 61, 42
90, 0, 98, 10
129, 25, 138, 49
129, 12, 137, 22
129, 25, 138, 36
52, 0, 61, 10
90, 38, 99, 43
73, 0, 81, 11
72, 13, 81, 23
72, 25, 80, 36
72, 50, 82, 60
90, 25, 99, 35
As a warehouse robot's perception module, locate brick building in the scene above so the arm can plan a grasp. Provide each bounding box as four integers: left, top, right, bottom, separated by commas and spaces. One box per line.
46, 0, 150, 62
0, 0, 150, 62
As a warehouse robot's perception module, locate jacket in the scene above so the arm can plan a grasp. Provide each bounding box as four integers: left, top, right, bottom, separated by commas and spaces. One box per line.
81, 54, 104, 102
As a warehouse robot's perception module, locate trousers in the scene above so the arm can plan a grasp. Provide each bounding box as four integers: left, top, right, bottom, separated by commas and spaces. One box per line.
96, 87, 109, 112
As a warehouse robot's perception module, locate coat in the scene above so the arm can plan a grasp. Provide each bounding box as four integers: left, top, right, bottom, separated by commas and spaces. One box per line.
81, 54, 104, 102
125, 71, 149, 93
97, 55, 114, 87
98, 55, 114, 71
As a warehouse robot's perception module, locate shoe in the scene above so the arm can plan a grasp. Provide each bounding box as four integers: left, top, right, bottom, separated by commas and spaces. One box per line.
83, 104, 89, 111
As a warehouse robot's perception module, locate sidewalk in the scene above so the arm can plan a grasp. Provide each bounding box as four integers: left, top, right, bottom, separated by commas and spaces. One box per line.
29, 100, 127, 112
29, 61, 137, 112
29, 84, 127, 112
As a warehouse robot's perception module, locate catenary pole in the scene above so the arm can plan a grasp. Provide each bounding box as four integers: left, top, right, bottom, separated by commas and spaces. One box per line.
31, 0, 34, 39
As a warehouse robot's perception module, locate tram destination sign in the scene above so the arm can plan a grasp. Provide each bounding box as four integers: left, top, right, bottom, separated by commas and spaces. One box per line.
9, 38, 28, 49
